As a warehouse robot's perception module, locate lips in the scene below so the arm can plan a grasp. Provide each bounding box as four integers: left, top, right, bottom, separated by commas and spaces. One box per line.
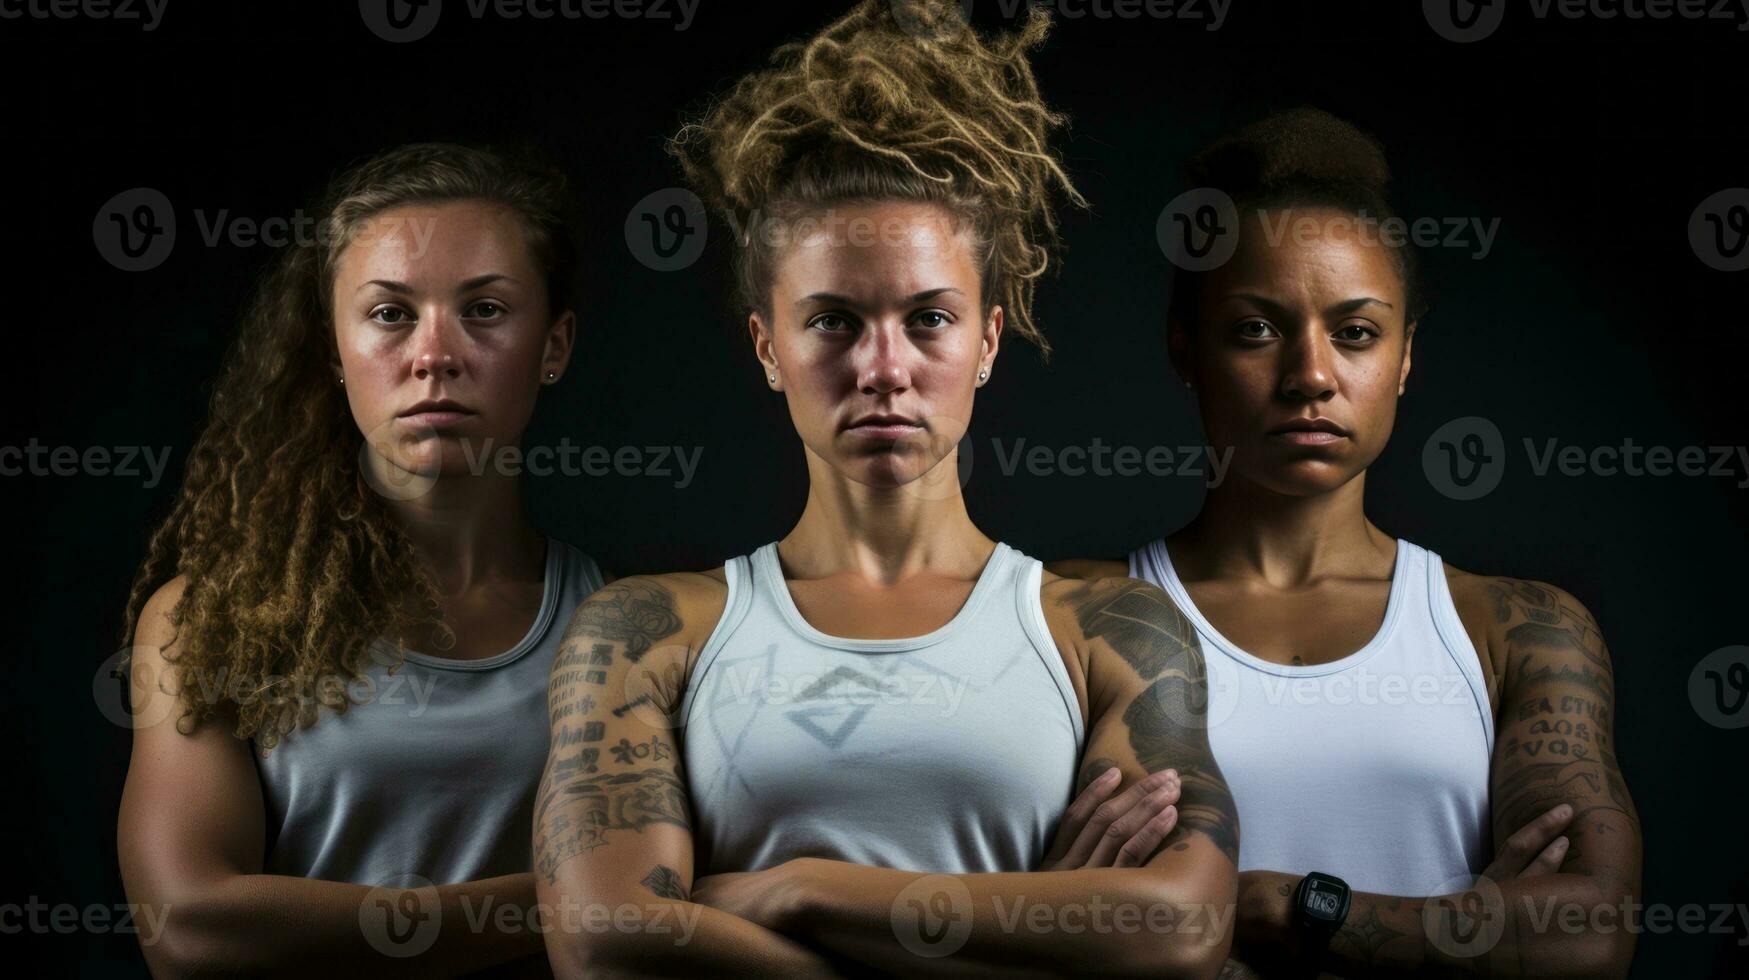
844, 413, 925, 441
1267, 417, 1349, 446
399, 398, 475, 418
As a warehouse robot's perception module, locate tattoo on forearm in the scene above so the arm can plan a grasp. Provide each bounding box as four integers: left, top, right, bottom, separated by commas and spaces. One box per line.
564, 580, 682, 662
1488, 580, 1640, 891
641, 864, 687, 900
534, 768, 692, 884
1124, 669, 1240, 864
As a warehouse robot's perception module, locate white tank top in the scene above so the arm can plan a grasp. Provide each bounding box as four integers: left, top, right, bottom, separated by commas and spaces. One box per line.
680, 541, 1085, 875
1129, 537, 1495, 895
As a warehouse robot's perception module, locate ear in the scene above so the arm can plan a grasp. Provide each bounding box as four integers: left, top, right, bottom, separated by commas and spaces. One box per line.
1167, 314, 1197, 389
1398, 320, 1417, 395
540, 310, 578, 383
978, 305, 1004, 381
749, 311, 780, 389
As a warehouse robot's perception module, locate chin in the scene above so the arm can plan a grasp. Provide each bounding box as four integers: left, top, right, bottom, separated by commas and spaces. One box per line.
1242, 458, 1362, 497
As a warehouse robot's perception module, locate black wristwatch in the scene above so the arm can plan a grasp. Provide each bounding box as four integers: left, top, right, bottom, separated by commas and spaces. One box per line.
1291, 871, 1352, 963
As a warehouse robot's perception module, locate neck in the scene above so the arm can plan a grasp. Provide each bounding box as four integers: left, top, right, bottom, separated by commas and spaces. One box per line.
1176, 469, 1393, 586
782, 445, 991, 583
381, 467, 544, 594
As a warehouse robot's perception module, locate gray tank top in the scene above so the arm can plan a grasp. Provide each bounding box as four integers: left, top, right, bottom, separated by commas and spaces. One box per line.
254, 538, 603, 885
680, 541, 1085, 875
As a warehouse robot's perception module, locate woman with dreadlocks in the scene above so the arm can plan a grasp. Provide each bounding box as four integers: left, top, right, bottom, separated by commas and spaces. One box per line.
533, 3, 1236, 976
117, 144, 604, 976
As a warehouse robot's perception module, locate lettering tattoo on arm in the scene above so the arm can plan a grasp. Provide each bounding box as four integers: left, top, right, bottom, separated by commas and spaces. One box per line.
1070, 579, 1240, 865
1487, 580, 1639, 888
535, 580, 690, 885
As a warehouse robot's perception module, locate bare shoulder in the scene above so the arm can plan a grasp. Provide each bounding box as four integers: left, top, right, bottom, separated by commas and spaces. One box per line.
1038, 572, 1199, 685
568, 569, 730, 663
1445, 565, 1611, 684
1044, 557, 1129, 581
133, 574, 190, 651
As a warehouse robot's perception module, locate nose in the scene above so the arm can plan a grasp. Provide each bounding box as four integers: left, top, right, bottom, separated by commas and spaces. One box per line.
1279, 327, 1336, 402
410, 313, 464, 382
856, 320, 913, 395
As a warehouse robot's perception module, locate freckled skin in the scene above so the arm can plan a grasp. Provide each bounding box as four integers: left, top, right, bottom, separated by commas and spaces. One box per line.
330, 200, 575, 481
750, 201, 1001, 490
1172, 206, 1414, 498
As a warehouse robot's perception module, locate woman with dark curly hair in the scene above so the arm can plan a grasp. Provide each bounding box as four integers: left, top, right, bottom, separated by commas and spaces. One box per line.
534, 2, 1237, 976
117, 143, 605, 976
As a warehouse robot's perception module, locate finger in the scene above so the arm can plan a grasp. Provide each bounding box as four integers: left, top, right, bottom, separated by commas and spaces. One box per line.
1484, 804, 1574, 878
1086, 777, 1182, 868
1114, 805, 1180, 868
1042, 767, 1120, 867
1520, 834, 1570, 878
1063, 769, 1178, 869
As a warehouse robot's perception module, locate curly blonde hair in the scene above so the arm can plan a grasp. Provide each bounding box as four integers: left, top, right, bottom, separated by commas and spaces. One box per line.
119, 143, 578, 749
669, 0, 1085, 359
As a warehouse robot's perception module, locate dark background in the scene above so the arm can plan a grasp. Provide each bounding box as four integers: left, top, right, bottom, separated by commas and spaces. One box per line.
7, 0, 1746, 974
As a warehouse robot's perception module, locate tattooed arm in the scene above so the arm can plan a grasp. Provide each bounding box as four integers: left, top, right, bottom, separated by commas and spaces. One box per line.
691, 575, 1237, 979
532, 574, 837, 978
1236, 577, 1642, 979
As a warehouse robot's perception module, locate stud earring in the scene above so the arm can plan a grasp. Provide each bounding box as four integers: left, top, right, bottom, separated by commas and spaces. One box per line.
545, 371, 557, 383
977, 368, 988, 381
337, 376, 345, 385
768, 373, 776, 383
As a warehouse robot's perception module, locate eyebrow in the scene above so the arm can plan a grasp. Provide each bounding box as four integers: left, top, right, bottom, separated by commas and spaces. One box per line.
796, 287, 966, 310
1225, 292, 1395, 316
356, 274, 518, 295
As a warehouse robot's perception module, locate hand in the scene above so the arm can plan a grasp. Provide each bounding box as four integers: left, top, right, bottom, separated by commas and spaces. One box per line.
1481, 803, 1575, 881
1040, 766, 1181, 870
691, 860, 812, 931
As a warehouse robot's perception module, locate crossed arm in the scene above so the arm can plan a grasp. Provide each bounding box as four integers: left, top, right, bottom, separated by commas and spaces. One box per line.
1228, 579, 1642, 978
536, 574, 1238, 978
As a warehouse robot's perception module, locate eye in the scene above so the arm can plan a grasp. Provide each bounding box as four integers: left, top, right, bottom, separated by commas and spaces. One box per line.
1235, 318, 1277, 341
1334, 321, 1380, 345
465, 300, 506, 321
913, 309, 953, 330
808, 313, 852, 333
370, 305, 414, 326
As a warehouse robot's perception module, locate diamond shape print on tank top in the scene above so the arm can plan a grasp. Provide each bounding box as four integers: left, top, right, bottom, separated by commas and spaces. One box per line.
784, 666, 884, 749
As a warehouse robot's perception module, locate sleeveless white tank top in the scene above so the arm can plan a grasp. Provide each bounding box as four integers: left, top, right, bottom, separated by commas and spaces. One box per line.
254, 538, 604, 886
680, 541, 1085, 875
1129, 537, 1494, 895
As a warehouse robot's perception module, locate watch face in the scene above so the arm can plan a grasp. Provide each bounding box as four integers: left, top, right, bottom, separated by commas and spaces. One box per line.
1304, 882, 1343, 922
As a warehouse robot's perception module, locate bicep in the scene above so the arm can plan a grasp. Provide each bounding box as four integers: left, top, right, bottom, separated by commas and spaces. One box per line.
1487, 582, 1640, 888
117, 585, 266, 906
533, 578, 699, 906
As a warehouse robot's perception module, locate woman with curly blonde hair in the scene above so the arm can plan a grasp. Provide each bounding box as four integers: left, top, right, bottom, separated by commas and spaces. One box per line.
117, 143, 605, 976
534, 3, 1236, 975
